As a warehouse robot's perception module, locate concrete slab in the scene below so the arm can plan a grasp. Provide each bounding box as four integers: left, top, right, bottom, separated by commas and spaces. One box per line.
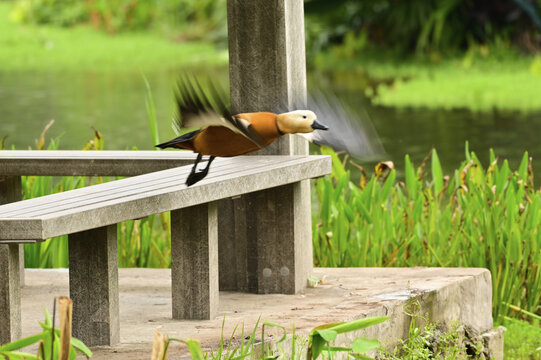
19, 267, 499, 359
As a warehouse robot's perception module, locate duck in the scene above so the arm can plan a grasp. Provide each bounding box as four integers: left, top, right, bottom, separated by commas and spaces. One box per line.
157, 76, 383, 186
156, 76, 329, 186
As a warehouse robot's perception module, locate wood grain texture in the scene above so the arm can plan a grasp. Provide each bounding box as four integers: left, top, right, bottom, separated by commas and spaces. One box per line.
0, 150, 197, 176
171, 203, 218, 319
227, 0, 307, 157
0, 244, 20, 344
223, 0, 313, 294
0, 176, 24, 287
69, 225, 119, 346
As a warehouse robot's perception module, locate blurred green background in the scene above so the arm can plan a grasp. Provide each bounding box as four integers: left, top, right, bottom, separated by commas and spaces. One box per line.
1, 0, 541, 176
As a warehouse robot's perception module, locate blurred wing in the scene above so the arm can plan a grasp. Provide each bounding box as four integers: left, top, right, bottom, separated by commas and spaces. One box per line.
174, 75, 266, 147
298, 91, 384, 160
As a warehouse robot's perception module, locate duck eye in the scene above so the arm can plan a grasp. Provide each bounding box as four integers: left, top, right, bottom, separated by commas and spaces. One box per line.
302, 115, 307, 119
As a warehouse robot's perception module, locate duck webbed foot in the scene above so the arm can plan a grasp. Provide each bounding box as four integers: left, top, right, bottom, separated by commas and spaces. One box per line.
186, 154, 216, 186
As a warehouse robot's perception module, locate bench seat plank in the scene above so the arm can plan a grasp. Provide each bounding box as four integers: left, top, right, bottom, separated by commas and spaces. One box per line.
0, 157, 270, 217
0, 150, 197, 176
0, 155, 330, 242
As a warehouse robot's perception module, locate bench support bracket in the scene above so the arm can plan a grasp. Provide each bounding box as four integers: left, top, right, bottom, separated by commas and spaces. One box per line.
171, 202, 219, 320
219, 182, 312, 294
69, 225, 119, 346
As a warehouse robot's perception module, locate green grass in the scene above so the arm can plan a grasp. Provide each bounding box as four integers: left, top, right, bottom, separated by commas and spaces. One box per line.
0, 2, 227, 72
314, 47, 541, 112
503, 318, 541, 360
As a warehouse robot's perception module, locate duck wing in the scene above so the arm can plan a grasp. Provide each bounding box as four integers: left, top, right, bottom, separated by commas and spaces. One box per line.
297, 90, 384, 160
175, 75, 266, 148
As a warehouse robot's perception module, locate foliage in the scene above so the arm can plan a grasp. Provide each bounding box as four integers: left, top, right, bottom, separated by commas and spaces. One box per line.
10, 0, 88, 27
304, 0, 541, 57
382, 300, 540, 359
502, 318, 541, 359
380, 306, 481, 360
373, 67, 541, 112
306, 317, 388, 359
312, 145, 541, 322
0, 302, 92, 360
313, 48, 541, 113
87, 0, 156, 33
0, 2, 226, 72
154, 0, 227, 43
10, 0, 541, 56
9, 0, 227, 41
150, 316, 387, 359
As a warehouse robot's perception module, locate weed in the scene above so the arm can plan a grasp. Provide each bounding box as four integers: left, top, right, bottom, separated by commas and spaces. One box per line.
0, 297, 92, 360
150, 316, 388, 360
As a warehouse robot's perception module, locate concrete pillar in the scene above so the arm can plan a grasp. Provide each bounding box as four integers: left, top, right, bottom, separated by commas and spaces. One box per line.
0, 176, 23, 344
171, 202, 219, 319
69, 225, 119, 346
220, 0, 312, 293
0, 244, 21, 344
0, 176, 24, 286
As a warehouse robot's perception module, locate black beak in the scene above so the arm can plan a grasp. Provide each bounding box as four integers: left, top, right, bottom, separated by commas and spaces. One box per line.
311, 119, 329, 131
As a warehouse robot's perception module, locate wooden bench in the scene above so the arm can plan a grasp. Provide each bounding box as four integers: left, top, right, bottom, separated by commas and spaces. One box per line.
0, 151, 197, 288
0, 152, 330, 346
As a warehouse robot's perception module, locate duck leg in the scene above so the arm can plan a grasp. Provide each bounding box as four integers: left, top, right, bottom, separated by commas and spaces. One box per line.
186, 154, 216, 186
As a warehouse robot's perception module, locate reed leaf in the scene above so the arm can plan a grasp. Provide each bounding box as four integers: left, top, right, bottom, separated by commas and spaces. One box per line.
312, 146, 541, 322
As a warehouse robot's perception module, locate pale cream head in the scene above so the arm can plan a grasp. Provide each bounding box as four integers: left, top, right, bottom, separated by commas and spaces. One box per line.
276, 110, 320, 134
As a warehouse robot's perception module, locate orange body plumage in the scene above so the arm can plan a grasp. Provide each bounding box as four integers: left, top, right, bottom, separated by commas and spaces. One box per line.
170, 112, 281, 157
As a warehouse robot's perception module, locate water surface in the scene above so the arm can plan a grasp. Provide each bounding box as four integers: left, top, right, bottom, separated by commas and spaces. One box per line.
1, 69, 540, 181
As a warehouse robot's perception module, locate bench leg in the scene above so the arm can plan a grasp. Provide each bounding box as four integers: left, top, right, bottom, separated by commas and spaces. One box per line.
0, 176, 24, 287
69, 225, 119, 346
218, 181, 313, 294
0, 244, 21, 344
171, 202, 219, 320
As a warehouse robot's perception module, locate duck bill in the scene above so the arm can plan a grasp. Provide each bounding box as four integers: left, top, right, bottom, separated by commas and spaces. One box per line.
311, 119, 329, 131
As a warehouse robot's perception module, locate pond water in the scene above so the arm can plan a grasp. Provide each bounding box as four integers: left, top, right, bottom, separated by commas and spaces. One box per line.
1, 69, 541, 181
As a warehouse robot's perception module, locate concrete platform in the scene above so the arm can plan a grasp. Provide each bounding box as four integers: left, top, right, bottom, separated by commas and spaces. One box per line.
19, 267, 502, 359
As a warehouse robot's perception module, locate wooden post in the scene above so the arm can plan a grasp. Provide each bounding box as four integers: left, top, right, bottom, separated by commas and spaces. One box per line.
220, 0, 313, 293
0, 176, 24, 286
0, 176, 22, 344
171, 203, 219, 319
69, 225, 119, 346
0, 244, 20, 344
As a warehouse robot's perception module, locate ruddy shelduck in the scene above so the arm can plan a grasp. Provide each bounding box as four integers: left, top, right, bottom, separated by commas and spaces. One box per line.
157, 76, 383, 186
156, 77, 329, 186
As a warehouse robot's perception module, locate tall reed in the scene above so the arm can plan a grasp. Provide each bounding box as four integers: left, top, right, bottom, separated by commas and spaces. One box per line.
312, 145, 541, 322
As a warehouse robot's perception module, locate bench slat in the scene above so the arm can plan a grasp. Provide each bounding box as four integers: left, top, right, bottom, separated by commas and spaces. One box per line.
0, 157, 267, 217
41, 157, 309, 218
0, 150, 198, 176
40, 157, 296, 218
0, 156, 330, 241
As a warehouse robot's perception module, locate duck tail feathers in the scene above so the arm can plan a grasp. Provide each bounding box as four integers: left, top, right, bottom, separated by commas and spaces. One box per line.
155, 129, 201, 149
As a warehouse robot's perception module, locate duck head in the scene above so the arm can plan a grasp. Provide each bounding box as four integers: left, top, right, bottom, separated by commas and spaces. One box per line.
276, 110, 329, 134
